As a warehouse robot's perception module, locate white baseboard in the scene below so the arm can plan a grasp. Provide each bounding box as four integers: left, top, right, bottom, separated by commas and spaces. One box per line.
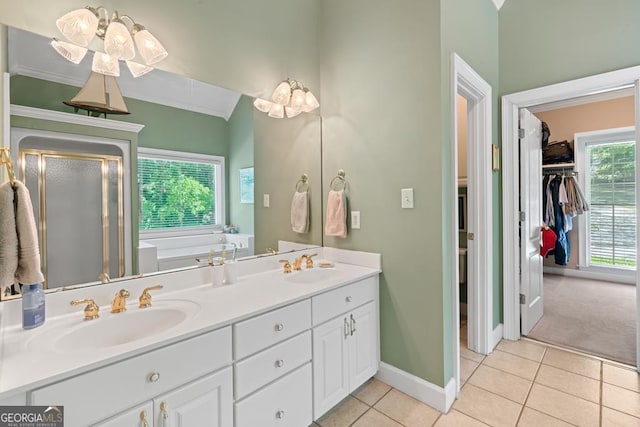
543, 266, 635, 285
376, 362, 456, 413
492, 323, 504, 351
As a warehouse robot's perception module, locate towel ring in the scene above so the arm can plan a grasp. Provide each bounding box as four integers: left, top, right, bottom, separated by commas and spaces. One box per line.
329, 169, 347, 191
296, 173, 310, 192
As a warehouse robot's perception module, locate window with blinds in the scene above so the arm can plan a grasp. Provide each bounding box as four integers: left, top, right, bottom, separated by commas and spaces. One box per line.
138, 149, 224, 234
587, 140, 636, 268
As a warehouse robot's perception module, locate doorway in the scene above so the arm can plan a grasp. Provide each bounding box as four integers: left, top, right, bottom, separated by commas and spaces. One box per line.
501, 65, 640, 369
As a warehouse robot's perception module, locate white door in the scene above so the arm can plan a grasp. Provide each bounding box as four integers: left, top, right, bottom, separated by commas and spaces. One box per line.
519, 108, 544, 335
154, 368, 233, 427
313, 315, 349, 419
348, 302, 377, 389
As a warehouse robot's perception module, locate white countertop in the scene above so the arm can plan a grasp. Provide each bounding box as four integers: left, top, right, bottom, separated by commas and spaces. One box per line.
0, 247, 381, 399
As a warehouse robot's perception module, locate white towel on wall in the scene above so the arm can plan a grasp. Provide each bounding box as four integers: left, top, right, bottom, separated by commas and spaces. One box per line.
291, 191, 310, 234
324, 189, 347, 238
0, 181, 18, 292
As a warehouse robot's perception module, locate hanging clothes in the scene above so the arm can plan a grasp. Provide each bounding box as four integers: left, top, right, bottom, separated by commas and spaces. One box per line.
549, 175, 570, 265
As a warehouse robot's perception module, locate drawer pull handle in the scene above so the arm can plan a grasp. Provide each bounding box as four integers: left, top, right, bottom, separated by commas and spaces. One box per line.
148, 372, 161, 383
275, 323, 284, 332
344, 317, 350, 339
275, 359, 285, 368
276, 410, 285, 419
160, 401, 169, 420
350, 314, 357, 336
346, 296, 353, 303
139, 410, 149, 427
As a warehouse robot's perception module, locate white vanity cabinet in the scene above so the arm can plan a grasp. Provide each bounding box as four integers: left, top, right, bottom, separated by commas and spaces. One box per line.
92, 402, 153, 427
312, 277, 379, 420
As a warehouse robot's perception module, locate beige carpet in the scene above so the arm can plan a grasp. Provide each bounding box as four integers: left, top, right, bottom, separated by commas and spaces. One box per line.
527, 274, 636, 366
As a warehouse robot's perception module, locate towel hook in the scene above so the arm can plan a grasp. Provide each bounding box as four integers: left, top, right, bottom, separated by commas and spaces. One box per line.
296, 173, 310, 192
0, 147, 16, 187
330, 169, 347, 191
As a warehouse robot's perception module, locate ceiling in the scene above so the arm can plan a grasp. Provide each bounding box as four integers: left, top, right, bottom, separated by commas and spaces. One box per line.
8, 27, 241, 121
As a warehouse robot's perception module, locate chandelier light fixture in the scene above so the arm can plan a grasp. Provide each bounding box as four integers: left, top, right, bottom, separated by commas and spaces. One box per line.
254, 79, 320, 119
51, 6, 168, 78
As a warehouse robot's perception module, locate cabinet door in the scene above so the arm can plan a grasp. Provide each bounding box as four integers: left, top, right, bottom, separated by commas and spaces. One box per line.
154, 367, 232, 427
348, 302, 378, 390
92, 402, 153, 427
313, 315, 350, 420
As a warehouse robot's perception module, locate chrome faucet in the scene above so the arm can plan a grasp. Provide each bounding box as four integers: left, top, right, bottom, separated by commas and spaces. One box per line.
111, 289, 130, 313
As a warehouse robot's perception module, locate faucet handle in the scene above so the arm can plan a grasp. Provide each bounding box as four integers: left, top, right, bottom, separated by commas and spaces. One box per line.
279, 260, 292, 274
139, 285, 163, 308
304, 253, 318, 268
70, 298, 100, 321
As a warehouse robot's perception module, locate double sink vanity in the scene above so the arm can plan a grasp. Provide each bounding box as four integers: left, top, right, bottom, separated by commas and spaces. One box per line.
0, 246, 381, 427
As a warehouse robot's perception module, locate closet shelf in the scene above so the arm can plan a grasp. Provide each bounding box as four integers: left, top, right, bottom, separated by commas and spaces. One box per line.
542, 162, 574, 169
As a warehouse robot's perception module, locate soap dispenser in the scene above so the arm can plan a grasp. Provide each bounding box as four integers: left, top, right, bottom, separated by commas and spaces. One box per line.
22, 283, 45, 329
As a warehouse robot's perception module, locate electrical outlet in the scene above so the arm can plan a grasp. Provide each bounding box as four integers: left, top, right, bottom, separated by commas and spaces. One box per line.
401, 188, 414, 209
263, 194, 270, 208
351, 211, 361, 229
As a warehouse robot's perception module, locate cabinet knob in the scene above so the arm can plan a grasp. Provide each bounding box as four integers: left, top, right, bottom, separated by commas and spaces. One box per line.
346, 296, 353, 303
148, 372, 161, 383
274, 323, 284, 332
275, 359, 284, 368
139, 410, 149, 427
276, 410, 285, 419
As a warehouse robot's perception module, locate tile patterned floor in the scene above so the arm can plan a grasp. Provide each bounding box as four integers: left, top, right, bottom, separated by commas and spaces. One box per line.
312, 337, 640, 426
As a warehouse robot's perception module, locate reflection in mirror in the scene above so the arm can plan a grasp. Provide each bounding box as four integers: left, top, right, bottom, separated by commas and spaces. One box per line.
2, 27, 321, 300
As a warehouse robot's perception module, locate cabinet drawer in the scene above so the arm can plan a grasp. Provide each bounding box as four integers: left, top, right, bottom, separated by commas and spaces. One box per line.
92, 402, 153, 427
31, 327, 231, 427
235, 331, 311, 399
234, 299, 311, 359
312, 277, 376, 325
235, 363, 312, 427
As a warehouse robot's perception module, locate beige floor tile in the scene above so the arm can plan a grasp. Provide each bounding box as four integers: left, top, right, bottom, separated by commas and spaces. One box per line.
317, 396, 368, 427
352, 378, 392, 406
434, 409, 490, 426
602, 407, 640, 427
482, 350, 539, 380
468, 364, 532, 404
542, 347, 601, 380
525, 383, 599, 427
517, 407, 573, 427
352, 409, 403, 427
461, 358, 481, 384
461, 346, 486, 363
604, 364, 640, 393
497, 339, 546, 362
374, 389, 441, 427
535, 364, 600, 403
452, 384, 522, 427
603, 383, 640, 419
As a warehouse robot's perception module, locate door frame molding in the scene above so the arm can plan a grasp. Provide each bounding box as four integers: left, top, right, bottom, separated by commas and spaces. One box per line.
451, 53, 493, 395
501, 65, 640, 344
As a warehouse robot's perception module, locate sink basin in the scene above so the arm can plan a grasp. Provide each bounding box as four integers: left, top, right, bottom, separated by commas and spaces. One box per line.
29, 300, 199, 352
285, 268, 339, 284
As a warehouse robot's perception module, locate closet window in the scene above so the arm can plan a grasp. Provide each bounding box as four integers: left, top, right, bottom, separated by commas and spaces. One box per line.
138, 148, 225, 238
577, 128, 636, 270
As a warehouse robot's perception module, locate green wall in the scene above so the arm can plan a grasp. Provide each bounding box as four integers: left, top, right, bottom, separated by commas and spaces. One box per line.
0, 24, 6, 183
228, 95, 255, 235
499, 0, 640, 95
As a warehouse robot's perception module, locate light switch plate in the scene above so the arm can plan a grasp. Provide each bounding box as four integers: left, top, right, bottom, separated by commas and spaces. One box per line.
401, 188, 414, 209
351, 211, 361, 229
263, 194, 270, 208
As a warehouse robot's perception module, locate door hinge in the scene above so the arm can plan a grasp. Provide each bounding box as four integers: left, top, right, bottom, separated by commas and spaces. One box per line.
467, 232, 475, 241
519, 211, 525, 222
518, 128, 525, 139
519, 293, 526, 304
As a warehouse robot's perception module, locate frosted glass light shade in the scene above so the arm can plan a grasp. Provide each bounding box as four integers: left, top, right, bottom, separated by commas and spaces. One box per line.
104, 21, 136, 60
56, 8, 99, 47
253, 98, 273, 113
92, 52, 120, 77
285, 106, 302, 118
134, 29, 168, 65
290, 89, 305, 109
303, 90, 320, 112
126, 61, 153, 78
268, 103, 284, 119
272, 81, 292, 106
51, 39, 88, 64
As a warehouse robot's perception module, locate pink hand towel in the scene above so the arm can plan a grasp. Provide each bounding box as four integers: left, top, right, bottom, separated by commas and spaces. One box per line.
324, 190, 347, 238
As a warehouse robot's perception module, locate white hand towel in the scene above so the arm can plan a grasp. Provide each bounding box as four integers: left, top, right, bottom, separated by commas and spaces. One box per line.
291, 191, 309, 234
0, 181, 18, 292
324, 189, 347, 238
13, 181, 44, 286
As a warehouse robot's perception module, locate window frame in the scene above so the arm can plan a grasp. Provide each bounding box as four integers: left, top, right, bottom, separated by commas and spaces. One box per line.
576, 126, 636, 276
137, 147, 226, 239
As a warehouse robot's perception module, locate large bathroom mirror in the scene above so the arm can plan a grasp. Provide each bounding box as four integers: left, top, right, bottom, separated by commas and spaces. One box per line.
2, 26, 322, 297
